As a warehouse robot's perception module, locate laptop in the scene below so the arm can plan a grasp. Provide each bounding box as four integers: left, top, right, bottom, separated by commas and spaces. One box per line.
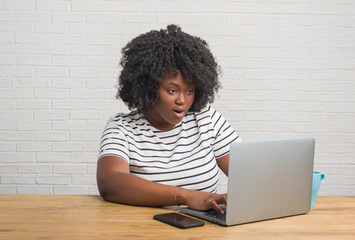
180, 138, 315, 226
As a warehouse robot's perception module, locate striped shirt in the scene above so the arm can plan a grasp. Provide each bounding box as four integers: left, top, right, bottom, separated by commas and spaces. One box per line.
99, 106, 239, 193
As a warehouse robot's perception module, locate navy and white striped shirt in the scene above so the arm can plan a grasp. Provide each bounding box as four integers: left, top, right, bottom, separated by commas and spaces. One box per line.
99, 106, 239, 193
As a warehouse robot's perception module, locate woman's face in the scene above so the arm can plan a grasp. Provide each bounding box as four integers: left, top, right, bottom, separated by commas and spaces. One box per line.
147, 69, 195, 131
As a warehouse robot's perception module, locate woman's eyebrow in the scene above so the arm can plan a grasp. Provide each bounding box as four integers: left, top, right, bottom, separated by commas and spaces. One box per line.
165, 82, 179, 87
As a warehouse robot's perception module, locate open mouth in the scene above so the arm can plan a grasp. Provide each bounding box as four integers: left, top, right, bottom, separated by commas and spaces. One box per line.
173, 109, 185, 118
174, 109, 184, 114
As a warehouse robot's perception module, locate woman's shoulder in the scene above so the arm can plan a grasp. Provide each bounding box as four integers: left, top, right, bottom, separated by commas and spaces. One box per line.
194, 105, 220, 122
106, 110, 143, 129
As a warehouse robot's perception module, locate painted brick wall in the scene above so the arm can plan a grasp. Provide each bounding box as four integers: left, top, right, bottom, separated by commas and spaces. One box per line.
1, 0, 354, 196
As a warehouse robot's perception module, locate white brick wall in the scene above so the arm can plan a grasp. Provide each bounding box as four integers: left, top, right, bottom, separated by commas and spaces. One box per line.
1, 0, 354, 196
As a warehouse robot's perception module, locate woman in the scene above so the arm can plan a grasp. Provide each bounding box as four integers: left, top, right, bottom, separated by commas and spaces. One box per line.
97, 24, 239, 214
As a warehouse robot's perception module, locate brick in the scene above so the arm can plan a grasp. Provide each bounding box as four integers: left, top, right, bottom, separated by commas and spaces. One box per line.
15, 55, 50, 65
0, 11, 14, 21
16, 79, 50, 88
52, 56, 85, 67
86, 100, 120, 110
52, 121, 86, 131
86, 13, 121, 23
0, 23, 32, 32
0, 0, 35, 10
52, 12, 86, 23
36, 0, 70, 11
86, 120, 107, 131
157, 14, 190, 25
213, 46, 243, 57
312, 4, 355, 15
87, 35, 121, 45
69, 110, 103, 120
87, 163, 98, 173
0, 111, 33, 121
18, 164, 52, 174
88, 186, 100, 195
17, 185, 52, 194
72, 174, 96, 185
15, 12, 50, 22
34, 89, 68, 99
51, 142, 86, 152
34, 24, 69, 34
53, 185, 88, 195
85, 142, 99, 153
52, 100, 86, 110
69, 23, 104, 34
70, 130, 101, 141
0, 99, 15, 110
103, 24, 141, 35
278, 26, 311, 37
0, 66, 32, 77
35, 44, 69, 55
70, 89, 104, 99
0, 132, 34, 142
294, 15, 326, 26
86, 56, 118, 68
16, 100, 50, 110
69, 46, 103, 56
35, 131, 69, 141
177, 3, 212, 13
69, 68, 103, 79
34, 110, 68, 120
36, 174, 70, 185
16, 33, 48, 44
142, 2, 177, 12
37, 152, 70, 163
0, 89, 32, 99
1, 174, 35, 184
0, 186, 16, 194
0, 142, 16, 152
0, 164, 17, 174
0, 54, 14, 64
51, 78, 86, 89
50, 34, 86, 45
53, 164, 86, 174
86, 79, 117, 89
16, 121, 51, 131
33, 67, 69, 78
16, 142, 51, 152
0, 34, 15, 43
122, 13, 155, 23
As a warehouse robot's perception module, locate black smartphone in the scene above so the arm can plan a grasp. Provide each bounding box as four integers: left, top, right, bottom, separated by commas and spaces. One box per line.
153, 212, 205, 229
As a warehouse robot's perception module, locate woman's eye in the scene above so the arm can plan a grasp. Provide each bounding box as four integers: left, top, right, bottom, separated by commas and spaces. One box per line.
168, 89, 176, 94
187, 89, 195, 94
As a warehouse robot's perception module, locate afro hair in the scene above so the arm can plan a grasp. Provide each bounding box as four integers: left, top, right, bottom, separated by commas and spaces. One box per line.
117, 24, 221, 116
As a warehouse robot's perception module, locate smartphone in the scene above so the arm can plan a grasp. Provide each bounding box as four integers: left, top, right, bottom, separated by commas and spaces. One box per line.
153, 212, 205, 229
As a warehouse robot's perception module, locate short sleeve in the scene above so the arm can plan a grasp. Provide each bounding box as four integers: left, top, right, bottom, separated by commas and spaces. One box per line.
98, 116, 130, 163
209, 107, 239, 159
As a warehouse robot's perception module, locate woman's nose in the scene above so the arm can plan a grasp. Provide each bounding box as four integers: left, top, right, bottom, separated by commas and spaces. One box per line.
175, 93, 185, 105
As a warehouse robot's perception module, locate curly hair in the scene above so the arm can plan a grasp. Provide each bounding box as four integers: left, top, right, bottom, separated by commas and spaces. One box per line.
117, 24, 221, 116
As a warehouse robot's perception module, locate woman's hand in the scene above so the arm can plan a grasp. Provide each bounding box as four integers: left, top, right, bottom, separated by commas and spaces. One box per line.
177, 188, 227, 214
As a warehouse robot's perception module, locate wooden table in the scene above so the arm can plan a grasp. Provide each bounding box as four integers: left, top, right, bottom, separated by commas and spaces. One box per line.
0, 195, 354, 240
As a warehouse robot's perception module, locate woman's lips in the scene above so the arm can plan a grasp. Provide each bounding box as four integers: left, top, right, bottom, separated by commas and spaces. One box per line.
173, 109, 185, 118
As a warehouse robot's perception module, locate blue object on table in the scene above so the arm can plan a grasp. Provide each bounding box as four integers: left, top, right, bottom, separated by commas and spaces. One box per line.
311, 171, 325, 207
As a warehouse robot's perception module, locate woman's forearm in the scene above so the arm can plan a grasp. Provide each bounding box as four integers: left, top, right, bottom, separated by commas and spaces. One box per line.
98, 171, 178, 206
96, 156, 226, 213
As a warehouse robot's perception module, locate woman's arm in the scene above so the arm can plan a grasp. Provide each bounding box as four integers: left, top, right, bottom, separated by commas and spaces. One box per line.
216, 154, 229, 176
96, 155, 227, 214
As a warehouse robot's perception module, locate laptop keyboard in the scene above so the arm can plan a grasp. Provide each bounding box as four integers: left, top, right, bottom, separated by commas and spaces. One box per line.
203, 208, 227, 221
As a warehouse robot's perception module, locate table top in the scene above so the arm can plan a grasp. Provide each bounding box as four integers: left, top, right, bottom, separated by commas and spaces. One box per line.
0, 195, 354, 240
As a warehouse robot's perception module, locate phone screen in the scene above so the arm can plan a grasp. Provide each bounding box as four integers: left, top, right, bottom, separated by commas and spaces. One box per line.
153, 213, 205, 229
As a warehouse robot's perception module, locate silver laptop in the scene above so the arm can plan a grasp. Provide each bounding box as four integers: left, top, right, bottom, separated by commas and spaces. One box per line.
180, 138, 315, 226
